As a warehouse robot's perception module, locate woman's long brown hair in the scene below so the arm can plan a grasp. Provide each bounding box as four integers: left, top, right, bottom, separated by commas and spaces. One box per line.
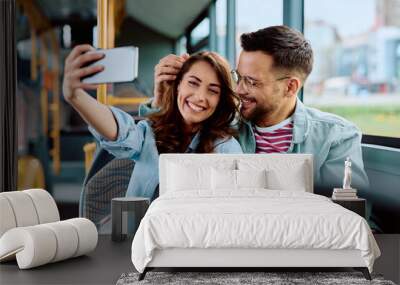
148, 51, 239, 154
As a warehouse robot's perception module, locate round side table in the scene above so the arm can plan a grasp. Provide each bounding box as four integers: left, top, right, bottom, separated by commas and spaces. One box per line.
111, 197, 150, 242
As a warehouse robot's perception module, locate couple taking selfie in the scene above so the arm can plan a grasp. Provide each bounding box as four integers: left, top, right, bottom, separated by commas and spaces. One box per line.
62, 25, 369, 201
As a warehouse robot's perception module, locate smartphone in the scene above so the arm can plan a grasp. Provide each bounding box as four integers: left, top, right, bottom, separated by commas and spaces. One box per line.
82, 46, 139, 84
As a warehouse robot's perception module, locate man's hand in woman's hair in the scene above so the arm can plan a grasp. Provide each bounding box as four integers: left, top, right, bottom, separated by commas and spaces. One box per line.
153, 53, 189, 108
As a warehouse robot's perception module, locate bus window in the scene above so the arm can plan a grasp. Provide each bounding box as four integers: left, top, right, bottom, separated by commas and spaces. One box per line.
304, 0, 400, 138
236, 0, 283, 59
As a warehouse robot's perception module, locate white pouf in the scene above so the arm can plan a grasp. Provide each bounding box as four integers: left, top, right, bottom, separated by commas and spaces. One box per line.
0, 196, 17, 237
0, 190, 98, 269
0, 189, 60, 237
0, 218, 98, 269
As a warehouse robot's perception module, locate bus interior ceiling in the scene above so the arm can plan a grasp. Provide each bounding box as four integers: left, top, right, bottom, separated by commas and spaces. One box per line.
16, 0, 211, 219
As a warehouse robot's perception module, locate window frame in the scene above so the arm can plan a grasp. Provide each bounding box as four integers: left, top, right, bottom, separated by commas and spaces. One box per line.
185, 8, 210, 53
362, 135, 400, 149
1, 0, 18, 191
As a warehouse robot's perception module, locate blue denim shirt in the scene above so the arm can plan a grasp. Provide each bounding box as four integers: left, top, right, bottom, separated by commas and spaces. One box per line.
237, 98, 369, 191
89, 107, 243, 200
139, 98, 369, 191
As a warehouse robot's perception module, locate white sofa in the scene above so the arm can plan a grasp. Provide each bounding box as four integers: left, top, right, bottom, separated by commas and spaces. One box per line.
0, 189, 98, 269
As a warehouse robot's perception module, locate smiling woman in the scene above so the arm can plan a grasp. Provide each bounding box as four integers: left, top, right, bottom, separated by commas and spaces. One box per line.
149, 51, 240, 154
62, 47, 242, 200
177, 64, 221, 128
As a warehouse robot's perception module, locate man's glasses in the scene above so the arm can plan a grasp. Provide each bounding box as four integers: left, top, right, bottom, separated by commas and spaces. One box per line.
231, 70, 291, 90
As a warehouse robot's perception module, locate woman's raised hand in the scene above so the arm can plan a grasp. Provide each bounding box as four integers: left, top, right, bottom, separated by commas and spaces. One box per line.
153, 53, 189, 108
62, 44, 105, 103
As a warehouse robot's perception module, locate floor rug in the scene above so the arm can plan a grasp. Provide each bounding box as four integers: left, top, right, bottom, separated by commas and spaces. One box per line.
116, 271, 396, 285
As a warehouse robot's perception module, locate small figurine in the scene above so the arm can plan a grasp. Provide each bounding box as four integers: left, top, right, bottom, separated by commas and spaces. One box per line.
343, 157, 352, 189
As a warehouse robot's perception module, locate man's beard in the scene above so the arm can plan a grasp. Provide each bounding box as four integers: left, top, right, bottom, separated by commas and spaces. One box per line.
241, 103, 275, 125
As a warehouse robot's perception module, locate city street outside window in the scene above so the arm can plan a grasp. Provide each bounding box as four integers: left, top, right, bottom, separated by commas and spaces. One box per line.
304, 0, 400, 138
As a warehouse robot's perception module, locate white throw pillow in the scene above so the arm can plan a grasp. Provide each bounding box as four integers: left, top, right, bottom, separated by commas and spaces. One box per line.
236, 169, 267, 189
237, 158, 310, 192
167, 162, 211, 191
266, 166, 307, 191
211, 168, 267, 190
166, 158, 236, 192
211, 168, 236, 190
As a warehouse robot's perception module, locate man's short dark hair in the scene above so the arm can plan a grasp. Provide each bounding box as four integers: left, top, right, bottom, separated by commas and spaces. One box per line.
240, 25, 313, 81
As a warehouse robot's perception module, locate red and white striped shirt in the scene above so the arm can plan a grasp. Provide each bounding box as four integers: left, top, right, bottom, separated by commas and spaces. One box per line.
253, 117, 293, 153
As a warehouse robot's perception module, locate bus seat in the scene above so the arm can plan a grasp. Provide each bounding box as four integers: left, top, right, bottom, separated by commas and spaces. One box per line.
79, 146, 134, 231
18, 155, 45, 190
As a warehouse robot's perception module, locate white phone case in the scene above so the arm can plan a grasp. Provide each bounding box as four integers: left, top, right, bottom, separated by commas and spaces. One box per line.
82, 46, 139, 84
